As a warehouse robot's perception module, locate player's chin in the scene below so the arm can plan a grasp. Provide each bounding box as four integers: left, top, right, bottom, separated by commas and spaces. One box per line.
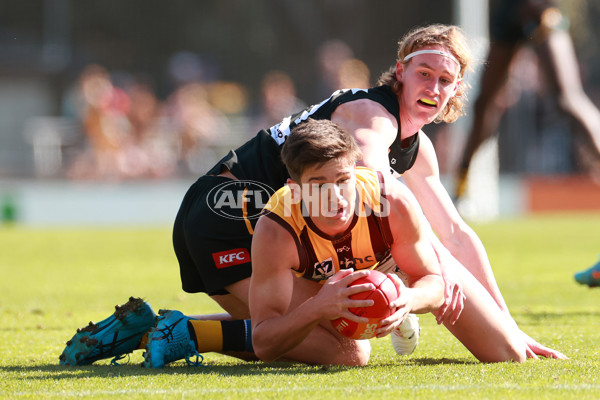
423, 112, 441, 125
324, 213, 351, 228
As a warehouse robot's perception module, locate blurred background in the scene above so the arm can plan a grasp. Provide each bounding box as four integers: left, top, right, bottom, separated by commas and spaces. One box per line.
0, 0, 599, 225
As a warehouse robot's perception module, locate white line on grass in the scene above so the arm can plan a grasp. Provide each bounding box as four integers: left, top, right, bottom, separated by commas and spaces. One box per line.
9, 383, 600, 397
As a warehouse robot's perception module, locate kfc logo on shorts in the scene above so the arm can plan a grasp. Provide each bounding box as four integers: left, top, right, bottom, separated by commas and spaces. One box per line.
212, 248, 251, 269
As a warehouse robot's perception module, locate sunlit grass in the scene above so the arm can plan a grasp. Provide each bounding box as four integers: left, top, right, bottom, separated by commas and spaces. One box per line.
1, 213, 599, 399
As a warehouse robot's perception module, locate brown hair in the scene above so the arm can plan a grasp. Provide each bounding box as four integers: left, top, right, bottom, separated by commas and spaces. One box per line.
281, 119, 362, 181
377, 24, 473, 123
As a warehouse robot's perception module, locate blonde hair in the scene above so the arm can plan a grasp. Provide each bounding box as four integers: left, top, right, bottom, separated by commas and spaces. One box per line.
377, 24, 473, 123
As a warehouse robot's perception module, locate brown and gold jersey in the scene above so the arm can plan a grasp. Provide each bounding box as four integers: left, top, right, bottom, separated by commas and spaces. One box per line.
262, 167, 395, 282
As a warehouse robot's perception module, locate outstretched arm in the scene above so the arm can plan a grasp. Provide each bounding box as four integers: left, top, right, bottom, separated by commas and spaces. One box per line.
375, 175, 445, 337
404, 133, 567, 359
429, 234, 466, 326
403, 132, 510, 313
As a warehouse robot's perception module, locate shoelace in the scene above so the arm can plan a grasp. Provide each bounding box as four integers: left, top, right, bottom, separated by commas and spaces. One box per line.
184, 351, 205, 367
110, 353, 130, 366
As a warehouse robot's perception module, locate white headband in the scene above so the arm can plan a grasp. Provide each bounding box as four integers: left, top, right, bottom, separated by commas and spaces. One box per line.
403, 49, 460, 66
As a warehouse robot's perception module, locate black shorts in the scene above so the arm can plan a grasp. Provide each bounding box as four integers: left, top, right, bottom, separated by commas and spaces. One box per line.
173, 175, 271, 296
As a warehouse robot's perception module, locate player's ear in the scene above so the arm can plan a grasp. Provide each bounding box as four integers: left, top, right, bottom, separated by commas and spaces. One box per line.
451, 79, 461, 97
395, 61, 404, 81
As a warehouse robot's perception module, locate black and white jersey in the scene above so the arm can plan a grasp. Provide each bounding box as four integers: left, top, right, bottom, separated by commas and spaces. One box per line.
206, 85, 419, 191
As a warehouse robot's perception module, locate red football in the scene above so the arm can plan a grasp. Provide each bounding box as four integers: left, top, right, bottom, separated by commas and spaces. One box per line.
331, 269, 399, 340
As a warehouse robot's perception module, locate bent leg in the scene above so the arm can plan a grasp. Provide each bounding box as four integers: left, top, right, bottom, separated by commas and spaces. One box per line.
194, 274, 369, 365
205, 278, 251, 320
440, 260, 527, 363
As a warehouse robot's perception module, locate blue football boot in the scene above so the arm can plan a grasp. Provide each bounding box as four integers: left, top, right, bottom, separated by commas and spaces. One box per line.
574, 256, 600, 287
59, 297, 157, 366
143, 309, 203, 368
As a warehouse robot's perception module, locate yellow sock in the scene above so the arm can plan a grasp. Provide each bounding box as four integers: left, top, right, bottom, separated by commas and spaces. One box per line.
188, 320, 224, 353
137, 332, 149, 350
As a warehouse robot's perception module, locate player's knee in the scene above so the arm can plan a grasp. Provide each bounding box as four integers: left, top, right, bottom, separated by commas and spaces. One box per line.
336, 338, 371, 366
354, 338, 372, 365
319, 335, 371, 366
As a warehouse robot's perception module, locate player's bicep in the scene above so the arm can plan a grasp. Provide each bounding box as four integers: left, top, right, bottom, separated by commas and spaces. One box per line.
249, 216, 297, 323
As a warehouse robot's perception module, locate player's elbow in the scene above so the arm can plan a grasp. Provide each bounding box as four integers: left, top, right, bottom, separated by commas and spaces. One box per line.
251, 328, 282, 362
481, 347, 527, 364
477, 338, 528, 364
502, 338, 528, 363
253, 346, 279, 362
252, 339, 280, 362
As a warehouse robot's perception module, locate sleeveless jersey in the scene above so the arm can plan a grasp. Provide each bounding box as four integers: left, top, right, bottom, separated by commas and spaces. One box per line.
261, 167, 395, 282
207, 85, 420, 190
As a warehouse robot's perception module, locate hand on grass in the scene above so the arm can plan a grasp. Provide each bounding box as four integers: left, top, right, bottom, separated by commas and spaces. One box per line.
521, 330, 569, 360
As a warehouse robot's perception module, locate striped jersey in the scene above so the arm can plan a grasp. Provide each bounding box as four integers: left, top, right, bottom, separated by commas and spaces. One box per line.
261, 167, 395, 282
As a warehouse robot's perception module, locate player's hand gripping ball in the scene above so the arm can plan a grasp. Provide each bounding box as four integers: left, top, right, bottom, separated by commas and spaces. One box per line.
331, 269, 399, 339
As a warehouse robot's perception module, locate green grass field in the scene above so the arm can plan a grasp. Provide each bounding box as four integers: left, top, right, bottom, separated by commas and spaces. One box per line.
1, 213, 599, 399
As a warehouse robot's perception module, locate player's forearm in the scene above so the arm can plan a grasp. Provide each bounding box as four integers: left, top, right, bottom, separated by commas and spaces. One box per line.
443, 227, 511, 314
252, 298, 322, 362
407, 274, 444, 313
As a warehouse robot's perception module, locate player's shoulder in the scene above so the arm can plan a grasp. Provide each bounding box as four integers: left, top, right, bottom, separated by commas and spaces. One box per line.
336, 97, 394, 119
333, 100, 397, 145
253, 212, 296, 251
253, 211, 301, 271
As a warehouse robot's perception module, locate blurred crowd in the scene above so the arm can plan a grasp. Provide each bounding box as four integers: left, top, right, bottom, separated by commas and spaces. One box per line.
61, 42, 370, 181
51, 30, 599, 182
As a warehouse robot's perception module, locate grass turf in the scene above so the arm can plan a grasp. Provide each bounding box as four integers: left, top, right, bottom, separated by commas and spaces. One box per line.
1, 213, 599, 399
